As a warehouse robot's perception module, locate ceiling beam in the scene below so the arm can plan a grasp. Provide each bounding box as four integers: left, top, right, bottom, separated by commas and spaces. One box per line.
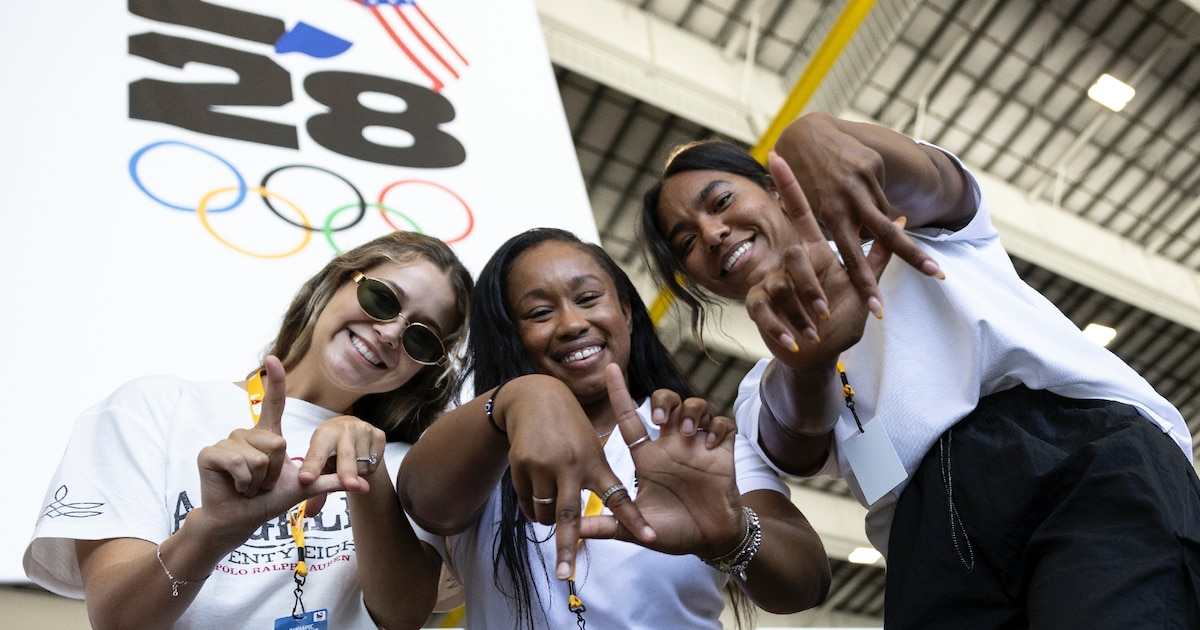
533, 0, 786, 142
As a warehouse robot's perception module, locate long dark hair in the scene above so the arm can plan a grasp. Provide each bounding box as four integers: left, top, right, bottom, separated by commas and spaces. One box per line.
261, 230, 473, 444
640, 140, 773, 343
467, 227, 697, 628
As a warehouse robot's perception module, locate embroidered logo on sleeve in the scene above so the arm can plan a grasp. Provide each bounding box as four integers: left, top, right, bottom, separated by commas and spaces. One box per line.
41, 485, 105, 519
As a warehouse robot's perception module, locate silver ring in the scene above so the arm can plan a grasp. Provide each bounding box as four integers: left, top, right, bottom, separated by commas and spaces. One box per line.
532, 496, 555, 505
356, 453, 378, 465
627, 435, 651, 450
598, 483, 626, 506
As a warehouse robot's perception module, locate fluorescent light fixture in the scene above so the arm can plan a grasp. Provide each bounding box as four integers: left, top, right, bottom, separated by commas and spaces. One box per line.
1087, 73, 1135, 112
1082, 323, 1117, 347
848, 547, 882, 565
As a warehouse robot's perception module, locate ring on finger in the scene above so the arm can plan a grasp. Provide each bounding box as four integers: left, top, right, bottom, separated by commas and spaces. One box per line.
598, 483, 626, 507
628, 435, 651, 450
356, 453, 378, 465
532, 496, 555, 505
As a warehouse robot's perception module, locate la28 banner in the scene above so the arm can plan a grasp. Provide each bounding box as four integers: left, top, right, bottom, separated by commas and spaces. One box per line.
0, 0, 595, 581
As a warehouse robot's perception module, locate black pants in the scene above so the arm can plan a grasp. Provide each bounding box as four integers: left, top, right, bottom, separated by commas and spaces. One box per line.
885, 386, 1200, 629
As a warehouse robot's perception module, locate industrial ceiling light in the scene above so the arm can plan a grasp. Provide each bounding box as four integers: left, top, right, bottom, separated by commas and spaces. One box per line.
1087, 73, 1135, 112
848, 547, 882, 565
1082, 323, 1118, 347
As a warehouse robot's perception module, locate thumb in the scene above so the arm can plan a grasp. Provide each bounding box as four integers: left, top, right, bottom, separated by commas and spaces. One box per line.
606, 364, 649, 451
255, 355, 287, 435
603, 364, 655, 545
304, 490, 330, 517
767, 150, 825, 245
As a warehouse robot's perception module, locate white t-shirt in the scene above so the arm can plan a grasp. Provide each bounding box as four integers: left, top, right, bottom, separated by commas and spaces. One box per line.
735, 151, 1190, 556
437, 397, 788, 629
24, 374, 455, 629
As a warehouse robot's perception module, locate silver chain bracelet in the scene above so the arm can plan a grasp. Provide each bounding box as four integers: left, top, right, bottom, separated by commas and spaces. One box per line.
700, 506, 762, 581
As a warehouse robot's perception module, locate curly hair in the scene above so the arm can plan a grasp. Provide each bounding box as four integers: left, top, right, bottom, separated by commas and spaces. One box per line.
260, 231, 473, 444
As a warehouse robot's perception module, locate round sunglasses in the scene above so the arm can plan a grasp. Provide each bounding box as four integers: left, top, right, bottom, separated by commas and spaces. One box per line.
352, 272, 447, 366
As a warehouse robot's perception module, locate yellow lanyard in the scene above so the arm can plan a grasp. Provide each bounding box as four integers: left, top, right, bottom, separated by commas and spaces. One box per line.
246, 372, 310, 617
836, 360, 864, 433
567, 435, 611, 627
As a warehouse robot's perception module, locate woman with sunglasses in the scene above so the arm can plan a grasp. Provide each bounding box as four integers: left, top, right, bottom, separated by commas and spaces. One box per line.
25, 231, 473, 629
397, 228, 830, 629
640, 113, 1200, 628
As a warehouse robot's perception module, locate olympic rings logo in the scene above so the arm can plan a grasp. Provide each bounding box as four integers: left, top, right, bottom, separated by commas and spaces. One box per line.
129, 140, 475, 258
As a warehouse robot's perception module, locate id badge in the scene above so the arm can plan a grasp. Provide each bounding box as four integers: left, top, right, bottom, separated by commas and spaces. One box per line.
842, 417, 907, 504
275, 608, 328, 630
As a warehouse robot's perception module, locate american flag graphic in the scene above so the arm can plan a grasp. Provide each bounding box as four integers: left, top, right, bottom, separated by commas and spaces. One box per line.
355, 0, 469, 92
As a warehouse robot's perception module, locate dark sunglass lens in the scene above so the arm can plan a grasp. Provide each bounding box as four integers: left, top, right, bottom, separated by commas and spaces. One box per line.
358, 280, 400, 320
403, 325, 445, 364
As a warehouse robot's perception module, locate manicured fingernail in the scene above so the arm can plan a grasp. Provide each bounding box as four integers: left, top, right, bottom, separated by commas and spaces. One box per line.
922, 259, 946, 279
868, 297, 884, 319
780, 333, 799, 353
803, 328, 821, 345
557, 562, 570, 580
813, 299, 830, 321
652, 407, 666, 424
682, 418, 695, 435
895, 215, 908, 228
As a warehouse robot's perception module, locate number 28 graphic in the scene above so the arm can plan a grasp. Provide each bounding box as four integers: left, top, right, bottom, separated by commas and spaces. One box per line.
127, 0, 466, 168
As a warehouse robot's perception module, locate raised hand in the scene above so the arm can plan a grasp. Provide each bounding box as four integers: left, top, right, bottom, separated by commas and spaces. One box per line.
195, 356, 346, 546
577, 364, 745, 560
773, 112, 945, 314
745, 152, 896, 372
502, 374, 655, 580
296, 414, 387, 494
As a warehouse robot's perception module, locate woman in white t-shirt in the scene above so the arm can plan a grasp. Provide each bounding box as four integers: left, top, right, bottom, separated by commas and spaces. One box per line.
640, 113, 1200, 628
397, 228, 831, 629
25, 231, 472, 629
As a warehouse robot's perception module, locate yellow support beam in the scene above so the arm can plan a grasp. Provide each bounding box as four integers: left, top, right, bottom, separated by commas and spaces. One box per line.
749, 0, 877, 163
648, 285, 676, 325
649, 272, 686, 326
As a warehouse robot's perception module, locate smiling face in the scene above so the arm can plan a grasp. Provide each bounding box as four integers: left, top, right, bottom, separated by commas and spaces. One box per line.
289, 258, 459, 412
505, 240, 632, 407
655, 168, 798, 301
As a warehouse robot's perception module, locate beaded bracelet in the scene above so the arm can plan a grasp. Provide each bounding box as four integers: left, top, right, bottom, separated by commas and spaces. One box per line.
156, 543, 207, 597
700, 506, 762, 581
484, 379, 512, 435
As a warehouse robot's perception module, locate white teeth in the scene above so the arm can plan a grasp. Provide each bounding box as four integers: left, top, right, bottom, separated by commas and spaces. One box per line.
562, 346, 602, 364
723, 242, 750, 272
351, 335, 385, 368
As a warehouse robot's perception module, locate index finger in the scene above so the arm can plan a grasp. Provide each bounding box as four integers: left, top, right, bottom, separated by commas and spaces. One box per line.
603, 364, 656, 544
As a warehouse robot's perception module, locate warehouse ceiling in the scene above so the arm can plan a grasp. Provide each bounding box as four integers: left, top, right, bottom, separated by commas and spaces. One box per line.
536, 0, 1200, 624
